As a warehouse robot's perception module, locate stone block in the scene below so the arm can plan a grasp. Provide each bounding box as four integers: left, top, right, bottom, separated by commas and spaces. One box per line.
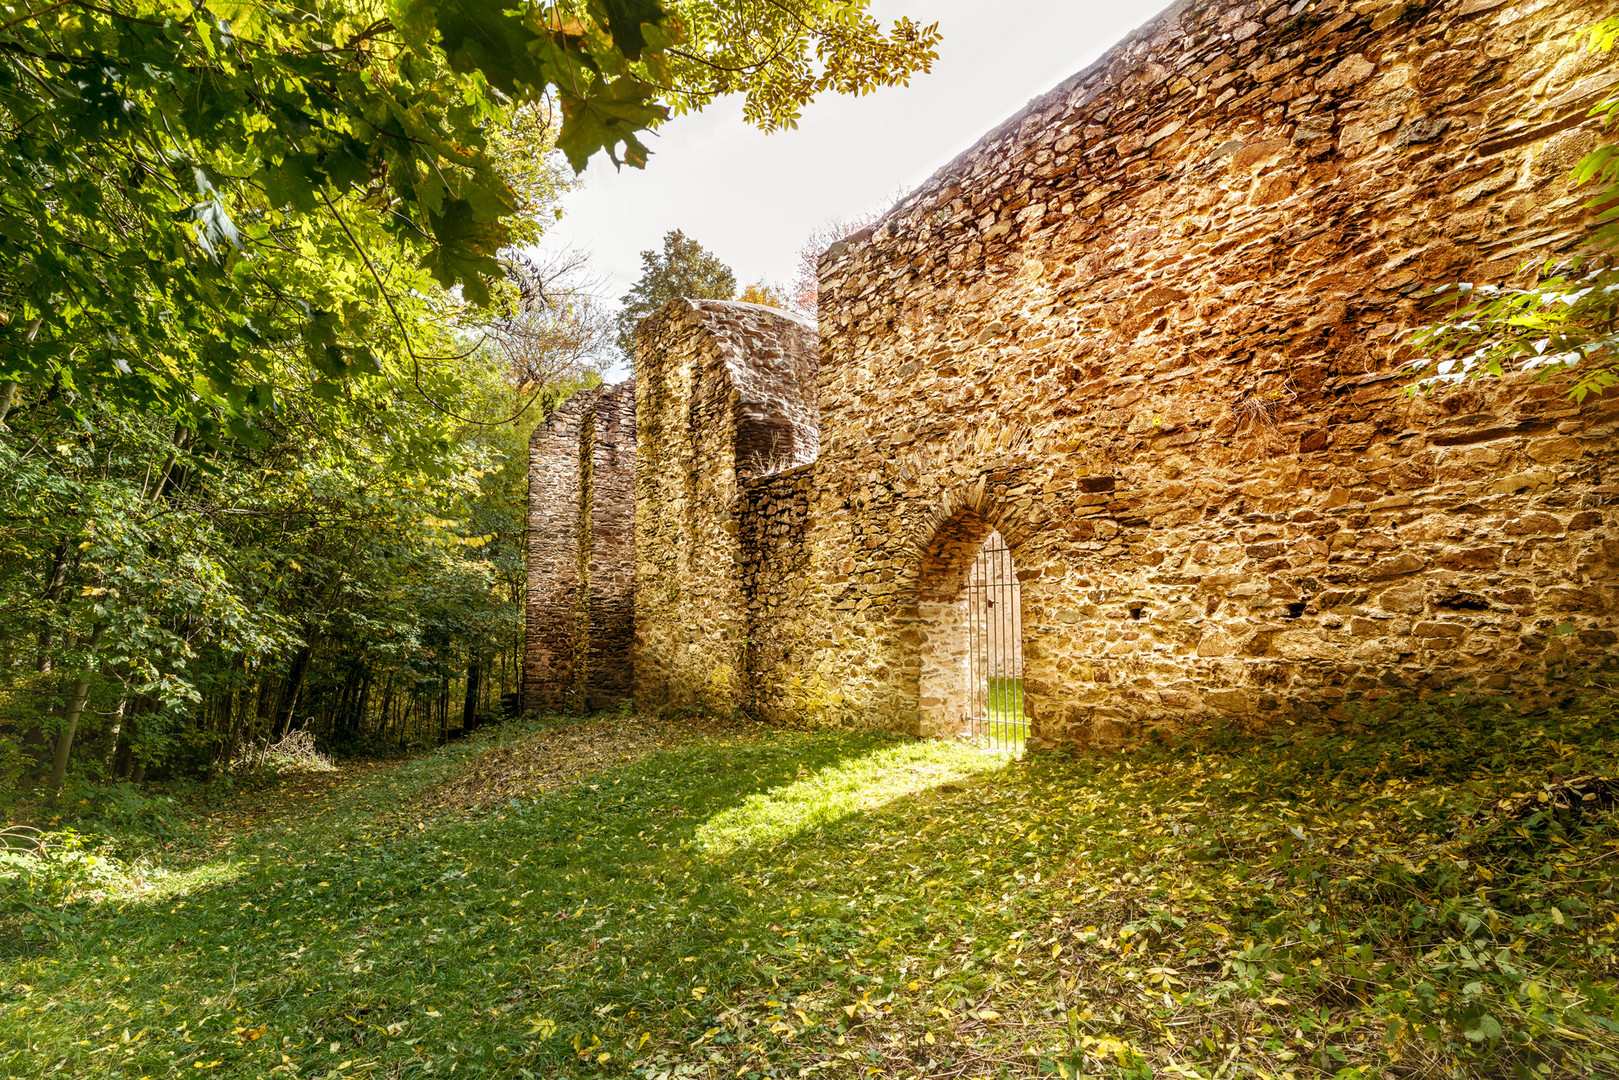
1364, 553, 1426, 580
1196, 628, 1241, 656
1274, 630, 1340, 659
1488, 472, 1553, 495
1317, 53, 1375, 92
1437, 547, 1503, 571
1205, 688, 1251, 713
1526, 436, 1583, 464
1377, 581, 1427, 613
1503, 512, 1564, 536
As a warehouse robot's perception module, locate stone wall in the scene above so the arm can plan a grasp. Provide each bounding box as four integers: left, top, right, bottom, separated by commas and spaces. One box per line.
531, 0, 1619, 750
633, 300, 820, 713
522, 380, 637, 711
523, 393, 586, 709
738, 463, 824, 723
587, 383, 638, 705
797, 0, 1619, 748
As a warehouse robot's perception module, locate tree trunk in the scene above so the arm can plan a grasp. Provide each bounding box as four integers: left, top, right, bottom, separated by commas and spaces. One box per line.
462, 654, 481, 733
376, 673, 395, 743
0, 380, 16, 426
513, 633, 525, 715
350, 667, 368, 734
237, 682, 253, 749
47, 623, 107, 793
275, 640, 314, 736
439, 677, 449, 745
103, 695, 128, 774
256, 665, 276, 724
36, 542, 73, 675
113, 708, 139, 780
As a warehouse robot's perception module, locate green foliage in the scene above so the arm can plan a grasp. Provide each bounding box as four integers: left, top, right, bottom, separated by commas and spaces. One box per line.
0, 827, 112, 911
0, 341, 569, 790
655, 1, 940, 131
0, 0, 639, 420
615, 228, 738, 361
0, 0, 942, 798
1407, 259, 1619, 405
0, 0, 937, 423
4, 691, 1617, 1078
1409, 22, 1619, 404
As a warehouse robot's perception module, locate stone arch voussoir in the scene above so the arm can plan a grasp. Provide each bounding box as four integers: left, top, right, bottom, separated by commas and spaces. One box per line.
912, 480, 1031, 560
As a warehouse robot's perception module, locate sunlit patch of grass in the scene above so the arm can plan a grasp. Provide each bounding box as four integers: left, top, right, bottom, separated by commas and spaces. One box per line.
986, 677, 1024, 720
696, 738, 997, 854
0, 830, 247, 914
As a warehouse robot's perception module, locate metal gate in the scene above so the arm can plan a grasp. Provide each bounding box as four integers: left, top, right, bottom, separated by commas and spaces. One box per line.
966, 531, 1027, 752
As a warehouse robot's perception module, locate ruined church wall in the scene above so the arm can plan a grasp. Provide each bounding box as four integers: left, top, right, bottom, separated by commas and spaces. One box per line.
523, 395, 587, 709
585, 382, 638, 706
737, 463, 827, 723
522, 381, 636, 711
632, 300, 821, 713
802, 0, 1619, 748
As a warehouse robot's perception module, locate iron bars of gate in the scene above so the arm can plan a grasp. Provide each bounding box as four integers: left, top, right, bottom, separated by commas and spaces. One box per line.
965, 530, 1027, 753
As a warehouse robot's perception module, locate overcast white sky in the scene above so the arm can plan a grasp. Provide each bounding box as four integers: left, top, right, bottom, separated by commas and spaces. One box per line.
544, 0, 1177, 376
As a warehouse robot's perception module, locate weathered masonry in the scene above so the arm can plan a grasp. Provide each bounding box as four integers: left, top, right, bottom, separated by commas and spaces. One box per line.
522, 380, 636, 711
527, 0, 1619, 750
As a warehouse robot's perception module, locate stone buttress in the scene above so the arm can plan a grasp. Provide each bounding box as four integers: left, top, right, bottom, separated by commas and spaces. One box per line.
632, 300, 820, 714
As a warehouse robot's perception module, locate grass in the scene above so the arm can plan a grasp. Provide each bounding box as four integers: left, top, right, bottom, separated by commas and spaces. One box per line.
3, 691, 1619, 1079
981, 678, 1027, 748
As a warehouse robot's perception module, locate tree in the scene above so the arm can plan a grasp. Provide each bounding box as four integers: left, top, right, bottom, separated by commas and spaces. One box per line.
0, 0, 663, 428
791, 210, 885, 315
0, 0, 943, 795
738, 281, 794, 310
489, 250, 616, 392
616, 230, 737, 360
655, 2, 939, 131
0, 339, 575, 792
1408, 18, 1619, 404
0, 0, 939, 426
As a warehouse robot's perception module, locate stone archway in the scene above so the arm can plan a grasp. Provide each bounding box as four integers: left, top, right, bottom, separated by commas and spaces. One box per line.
916, 508, 1027, 745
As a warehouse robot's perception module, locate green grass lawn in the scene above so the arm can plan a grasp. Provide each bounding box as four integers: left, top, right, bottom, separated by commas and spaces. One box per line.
982, 678, 1028, 747
4, 693, 1619, 1079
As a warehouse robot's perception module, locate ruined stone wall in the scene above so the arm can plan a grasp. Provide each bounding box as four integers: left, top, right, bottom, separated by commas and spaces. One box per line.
797, 0, 1619, 748
523, 395, 586, 709
633, 300, 820, 713
522, 380, 637, 711
585, 382, 638, 706
738, 463, 825, 722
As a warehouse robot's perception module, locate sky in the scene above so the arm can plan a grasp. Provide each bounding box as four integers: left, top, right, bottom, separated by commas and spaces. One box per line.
543, 0, 1178, 377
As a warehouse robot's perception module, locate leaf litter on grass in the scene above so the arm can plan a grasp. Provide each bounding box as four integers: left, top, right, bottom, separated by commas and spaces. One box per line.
191, 759, 399, 856
410, 713, 761, 817
5, 696, 1619, 1080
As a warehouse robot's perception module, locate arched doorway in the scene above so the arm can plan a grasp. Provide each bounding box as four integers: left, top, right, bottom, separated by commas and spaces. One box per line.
917, 516, 1027, 752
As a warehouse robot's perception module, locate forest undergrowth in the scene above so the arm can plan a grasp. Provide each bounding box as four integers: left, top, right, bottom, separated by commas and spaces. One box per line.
2, 689, 1618, 1080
